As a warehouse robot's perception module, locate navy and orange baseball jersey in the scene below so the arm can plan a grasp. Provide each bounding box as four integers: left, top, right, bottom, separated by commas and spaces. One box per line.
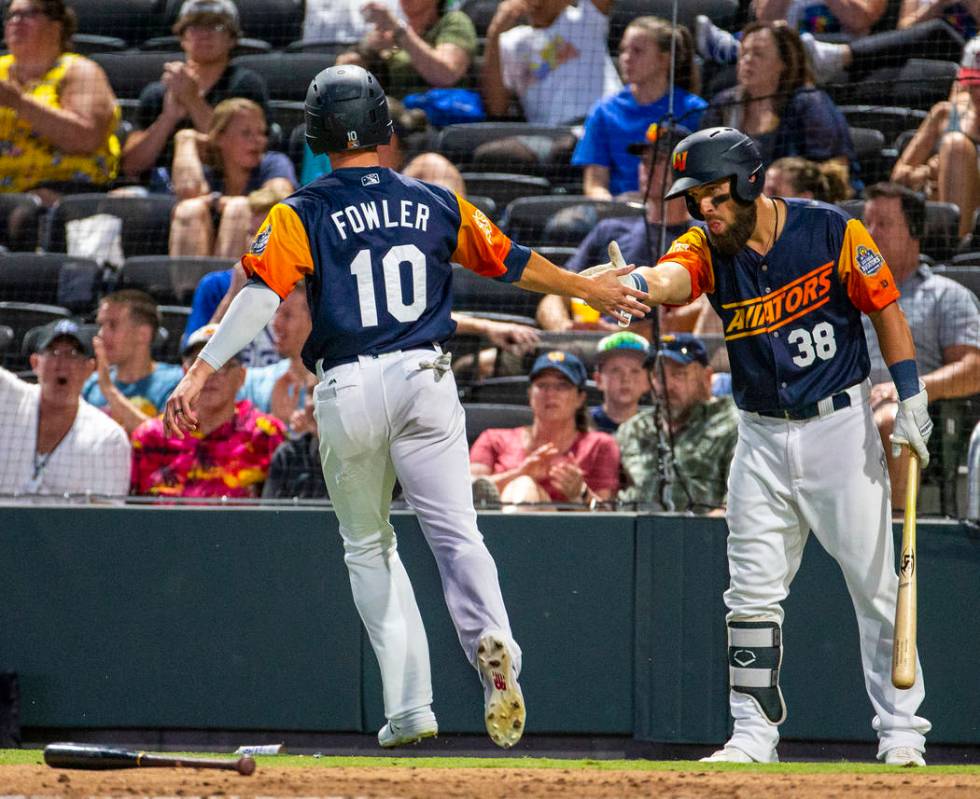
241, 167, 532, 373
659, 199, 899, 411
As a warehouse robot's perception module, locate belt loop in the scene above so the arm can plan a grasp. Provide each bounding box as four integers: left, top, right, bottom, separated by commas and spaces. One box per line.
816, 395, 834, 417
315, 358, 325, 382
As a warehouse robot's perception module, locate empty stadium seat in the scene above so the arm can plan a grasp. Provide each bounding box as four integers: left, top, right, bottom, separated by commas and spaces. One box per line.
44, 194, 177, 259
70, 0, 167, 47
535, 247, 579, 267
451, 265, 540, 322
0, 254, 101, 312
839, 106, 928, 148
0, 193, 43, 252
0, 302, 71, 372
500, 196, 644, 248
118, 256, 235, 306
461, 173, 552, 209
436, 122, 576, 169
139, 34, 272, 54
608, 0, 738, 49
848, 126, 889, 185
231, 53, 333, 102
464, 402, 534, 445
839, 198, 961, 264
90, 51, 181, 100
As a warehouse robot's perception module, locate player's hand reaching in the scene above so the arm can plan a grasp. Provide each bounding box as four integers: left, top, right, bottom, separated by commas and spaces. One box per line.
577, 264, 649, 326
163, 361, 214, 439
891, 384, 933, 467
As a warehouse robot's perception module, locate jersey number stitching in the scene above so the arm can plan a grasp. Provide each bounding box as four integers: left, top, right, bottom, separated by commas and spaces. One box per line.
787, 321, 838, 367
349, 245, 427, 327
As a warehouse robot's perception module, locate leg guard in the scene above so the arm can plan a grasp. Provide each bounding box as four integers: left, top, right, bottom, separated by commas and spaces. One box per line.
728, 620, 786, 725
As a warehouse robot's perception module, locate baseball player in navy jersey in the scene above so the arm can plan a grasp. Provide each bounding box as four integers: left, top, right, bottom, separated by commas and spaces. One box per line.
162, 65, 647, 749
617, 128, 934, 766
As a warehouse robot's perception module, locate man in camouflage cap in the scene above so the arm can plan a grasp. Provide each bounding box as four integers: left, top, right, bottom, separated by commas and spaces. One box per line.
616, 333, 738, 512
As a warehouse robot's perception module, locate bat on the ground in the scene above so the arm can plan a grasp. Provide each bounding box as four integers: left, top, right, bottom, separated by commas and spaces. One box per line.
607, 240, 631, 328
43, 743, 256, 775
892, 450, 919, 689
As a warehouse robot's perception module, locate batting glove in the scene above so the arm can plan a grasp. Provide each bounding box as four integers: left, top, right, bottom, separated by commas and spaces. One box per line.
891, 384, 933, 467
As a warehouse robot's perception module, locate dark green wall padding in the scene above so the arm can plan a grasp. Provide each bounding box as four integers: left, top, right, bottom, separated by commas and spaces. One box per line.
2, 507, 977, 744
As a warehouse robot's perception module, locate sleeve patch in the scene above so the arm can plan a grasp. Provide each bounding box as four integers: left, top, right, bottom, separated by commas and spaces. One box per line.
855, 245, 883, 276
249, 224, 271, 255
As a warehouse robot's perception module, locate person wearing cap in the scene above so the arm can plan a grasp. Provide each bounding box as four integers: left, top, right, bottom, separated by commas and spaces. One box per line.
590, 331, 651, 433
573, 17, 706, 200
83, 290, 184, 435
121, 0, 269, 179
130, 325, 284, 497
616, 333, 737, 513
469, 350, 621, 506
893, 34, 980, 237
0, 320, 130, 496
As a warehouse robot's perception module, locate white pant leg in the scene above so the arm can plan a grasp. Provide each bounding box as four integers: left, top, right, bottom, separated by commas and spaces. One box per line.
723, 414, 809, 759
386, 350, 521, 673
794, 401, 930, 756
314, 360, 432, 720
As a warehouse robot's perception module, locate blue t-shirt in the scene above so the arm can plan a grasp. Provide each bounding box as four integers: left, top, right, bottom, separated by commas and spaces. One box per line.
589, 405, 619, 433
239, 358, 292, 412
82, 362, 184, 417
206, 151, 298, 195
572, 87, 707, 196
566, 216, 693, 274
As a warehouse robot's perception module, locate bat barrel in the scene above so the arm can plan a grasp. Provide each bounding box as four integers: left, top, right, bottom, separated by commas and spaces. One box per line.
44, 743, 256, 775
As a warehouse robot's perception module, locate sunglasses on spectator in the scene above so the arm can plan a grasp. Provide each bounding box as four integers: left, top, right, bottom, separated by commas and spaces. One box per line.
40, 347, 88, 361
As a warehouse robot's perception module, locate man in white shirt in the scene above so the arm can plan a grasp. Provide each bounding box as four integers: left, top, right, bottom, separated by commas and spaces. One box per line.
0, 320, 131, 497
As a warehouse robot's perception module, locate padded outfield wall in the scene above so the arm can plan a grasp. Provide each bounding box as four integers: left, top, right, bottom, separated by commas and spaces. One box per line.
2, 505, 978, 745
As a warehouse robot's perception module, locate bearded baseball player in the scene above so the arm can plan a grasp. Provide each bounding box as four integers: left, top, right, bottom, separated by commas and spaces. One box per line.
619, 128, 933, 766
162, 65, 647, 749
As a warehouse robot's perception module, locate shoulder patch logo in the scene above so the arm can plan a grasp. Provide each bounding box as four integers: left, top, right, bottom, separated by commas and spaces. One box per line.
472, 208, 495, 244
855, 244, 883, 276
361, 172, 380, 186
250, 224, 271, 255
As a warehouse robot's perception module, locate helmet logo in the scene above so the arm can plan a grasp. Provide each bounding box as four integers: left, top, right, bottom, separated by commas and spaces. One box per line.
346, 130, 360, 149
672, 150, 688, 172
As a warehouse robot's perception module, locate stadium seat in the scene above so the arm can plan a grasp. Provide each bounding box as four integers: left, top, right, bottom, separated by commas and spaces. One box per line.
848, 126, 889, 185
139, 34, 272, 54
436, 122, 576, 169
0, 254, 101, 312
90, 51, 182, 100
451, 265, 540, 322
44, 194, 177, 259
934, 263, 980, 297
461, 173, 552, 209
608, 0, 738, 50
69, 0, 166, 47
839, 106, 928, 148
500, 196, 644, 248
267, 101, 307, 144
156, 305, 192, 364
0, 193, 44, 252
895, 59, 958, 111
534, 247, 578, 267
0, 301, 71, 372
118, 256, 236, 306
464, 402, 534, 445
71, 34, 128, 53
230, 53, 333, 102
839, 198, 961, 264
466, 195, 498, 222
285, 39, 356, 58
163, 0, 303, 49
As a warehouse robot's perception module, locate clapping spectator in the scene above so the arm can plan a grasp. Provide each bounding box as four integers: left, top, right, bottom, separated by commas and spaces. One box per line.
168, 98, 296, 257
469, 350, 620, 507
574, 17, 706, 199
130, 325, 285, 497
336, 0, 476, 98
0, 0, 120, 202
481, 0, 622, 125
0, 320, 130, 496
121, 0, 269, 179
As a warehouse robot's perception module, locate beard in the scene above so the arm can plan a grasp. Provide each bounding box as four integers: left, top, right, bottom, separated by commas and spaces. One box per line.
706, 200, 757, 257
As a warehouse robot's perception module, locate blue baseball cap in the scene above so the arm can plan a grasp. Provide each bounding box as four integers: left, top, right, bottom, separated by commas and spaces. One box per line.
658, 333, 709, 366
529, 350, 588, 388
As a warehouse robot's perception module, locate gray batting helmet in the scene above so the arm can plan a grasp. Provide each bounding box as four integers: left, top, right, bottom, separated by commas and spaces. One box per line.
664, 127, 764, 220
305, 65, 393, 155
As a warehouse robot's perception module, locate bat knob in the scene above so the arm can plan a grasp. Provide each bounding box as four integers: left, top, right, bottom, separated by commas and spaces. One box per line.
237, 756, 256, 776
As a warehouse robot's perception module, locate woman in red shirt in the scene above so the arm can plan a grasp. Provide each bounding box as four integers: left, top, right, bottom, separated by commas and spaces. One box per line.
469, 350, 621, 507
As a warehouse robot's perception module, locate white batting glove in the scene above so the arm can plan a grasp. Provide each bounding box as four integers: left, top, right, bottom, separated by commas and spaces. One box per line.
890, 384, 933, 467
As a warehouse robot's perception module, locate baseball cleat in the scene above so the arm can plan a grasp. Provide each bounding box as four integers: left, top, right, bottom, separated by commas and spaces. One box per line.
700, 745, 778, 763
377, 710, 438, 748
477, 634, 525, 749
883, 746, 926, 767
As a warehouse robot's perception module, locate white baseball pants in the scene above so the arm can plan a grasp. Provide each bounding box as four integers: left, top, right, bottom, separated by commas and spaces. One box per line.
724, 392, 930, 760
313, 347, 520, 720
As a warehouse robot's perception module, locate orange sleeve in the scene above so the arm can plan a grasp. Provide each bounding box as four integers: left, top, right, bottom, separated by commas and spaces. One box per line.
450, 195, 530, 280
837, 218, 900, 314
240, 203, 314, 299
656, 226, 714, 300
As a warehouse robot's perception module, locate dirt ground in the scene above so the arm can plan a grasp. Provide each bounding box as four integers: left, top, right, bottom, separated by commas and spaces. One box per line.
3, 764, 980, 798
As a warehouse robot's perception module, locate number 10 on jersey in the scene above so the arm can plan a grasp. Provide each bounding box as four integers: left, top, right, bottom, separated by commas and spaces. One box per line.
350, 245, 428, 327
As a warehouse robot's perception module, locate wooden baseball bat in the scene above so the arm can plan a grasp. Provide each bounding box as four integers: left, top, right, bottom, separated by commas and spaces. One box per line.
608, 240, 631, 328
44, 743, 256, 775
892, 450, 920, 689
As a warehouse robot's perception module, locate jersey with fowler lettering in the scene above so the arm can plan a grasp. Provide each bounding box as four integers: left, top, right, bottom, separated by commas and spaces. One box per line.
658, 199, 899, 412
240, 166, 532, 373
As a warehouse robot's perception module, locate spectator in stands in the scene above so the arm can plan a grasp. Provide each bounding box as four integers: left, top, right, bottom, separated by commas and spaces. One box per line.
469, 350, 620, 507
121, 0, 269, 180
574, 17, 706, 200
481, 0, 622, 126
861, 182, 980, 507
335, 0, 476, 98
0, 319, 130, 496
892, 36, 980, 237
83, 290, 183, 434
589, 332, 651, 433
168, 98, 297, 257
700, 21, 858, 186
302, 0, 400, 44
130, 325, 285, 497
0, 0, 120, 202
617, 334, 738, 513
262, 396, 329, 499
763, 155, 853, 202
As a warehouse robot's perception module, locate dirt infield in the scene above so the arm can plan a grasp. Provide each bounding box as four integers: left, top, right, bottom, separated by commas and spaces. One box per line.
4, 763, 980, 798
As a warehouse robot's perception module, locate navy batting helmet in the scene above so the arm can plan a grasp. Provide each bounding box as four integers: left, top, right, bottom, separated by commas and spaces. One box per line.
305, 65, 393, 155
664, 127, 764, 220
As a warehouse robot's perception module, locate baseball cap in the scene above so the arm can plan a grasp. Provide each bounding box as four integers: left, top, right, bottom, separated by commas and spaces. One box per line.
173, 0, 240, 34
595, 331, 650, 365
657, 333, 709, 366
626, 122, 693, 156
960, 36, 980, 83
29, 318, 95, 358
181, 323, 242, 361
529, 350, 588, 388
